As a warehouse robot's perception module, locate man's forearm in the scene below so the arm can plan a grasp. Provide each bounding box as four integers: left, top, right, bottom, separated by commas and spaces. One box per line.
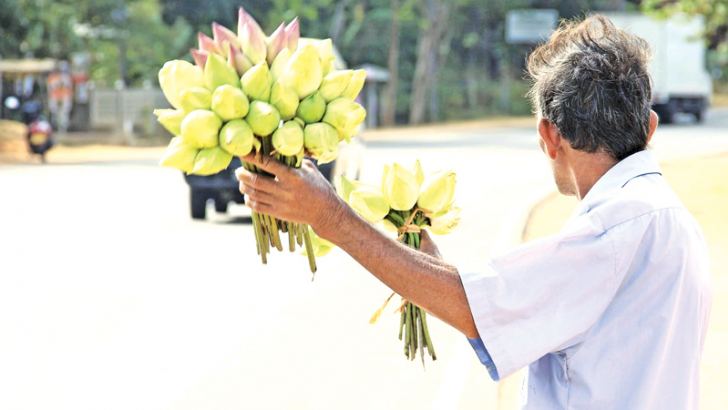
321, 204, 479, 338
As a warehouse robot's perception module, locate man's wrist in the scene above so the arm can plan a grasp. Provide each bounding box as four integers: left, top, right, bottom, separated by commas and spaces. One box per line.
311, 193, 352, 242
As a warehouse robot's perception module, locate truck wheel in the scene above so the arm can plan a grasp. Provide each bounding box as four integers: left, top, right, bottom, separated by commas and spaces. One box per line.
190, 190, 207, 220
694, 110, 705, 123
214, 200, 229, 214
657, 106, 674, 124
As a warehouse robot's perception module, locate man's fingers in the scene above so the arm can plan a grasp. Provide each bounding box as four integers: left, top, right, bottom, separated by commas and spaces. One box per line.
241, 154, 290, 179
239, 182, 277, 204
246, 199, 274, 215
235, 167, 277, 194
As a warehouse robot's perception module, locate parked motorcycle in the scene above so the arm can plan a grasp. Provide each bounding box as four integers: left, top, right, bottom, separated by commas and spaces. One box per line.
22, 100, 54, 163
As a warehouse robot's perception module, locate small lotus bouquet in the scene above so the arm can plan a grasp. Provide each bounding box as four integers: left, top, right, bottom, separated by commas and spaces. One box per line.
337, 161, 460, 362
154, 7, 367, 273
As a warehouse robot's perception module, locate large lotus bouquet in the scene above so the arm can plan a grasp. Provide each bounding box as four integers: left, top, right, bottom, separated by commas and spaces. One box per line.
337, 161, 460, 362
154, 7, 367, 273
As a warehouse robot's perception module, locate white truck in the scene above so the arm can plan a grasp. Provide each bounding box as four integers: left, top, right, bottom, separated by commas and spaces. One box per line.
606, 13, 712, 123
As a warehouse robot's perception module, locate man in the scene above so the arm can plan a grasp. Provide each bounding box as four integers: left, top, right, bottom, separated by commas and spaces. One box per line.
237, 15, 711, 409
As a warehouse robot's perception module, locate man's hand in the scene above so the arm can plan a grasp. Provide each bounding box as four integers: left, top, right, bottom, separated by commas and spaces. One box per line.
235, 154, 344, 238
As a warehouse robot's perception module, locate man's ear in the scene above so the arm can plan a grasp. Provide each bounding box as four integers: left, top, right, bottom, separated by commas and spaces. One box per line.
646, 110, 658, 144
538, 118, 561, 160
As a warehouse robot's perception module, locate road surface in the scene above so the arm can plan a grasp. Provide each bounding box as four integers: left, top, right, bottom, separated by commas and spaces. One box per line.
1, 109, 727, 410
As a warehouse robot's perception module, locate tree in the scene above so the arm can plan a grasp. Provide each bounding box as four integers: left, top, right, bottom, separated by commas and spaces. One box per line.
642, 0, 728, 50
380, 0, 400, 126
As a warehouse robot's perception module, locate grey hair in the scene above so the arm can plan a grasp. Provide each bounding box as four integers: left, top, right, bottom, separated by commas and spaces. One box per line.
527, 15, 653, 160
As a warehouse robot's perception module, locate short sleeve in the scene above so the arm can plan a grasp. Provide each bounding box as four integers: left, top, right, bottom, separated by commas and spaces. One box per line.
459, 215, 622, 379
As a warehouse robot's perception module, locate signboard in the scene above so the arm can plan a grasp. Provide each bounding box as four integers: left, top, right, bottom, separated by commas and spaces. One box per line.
506, 9, 558, 44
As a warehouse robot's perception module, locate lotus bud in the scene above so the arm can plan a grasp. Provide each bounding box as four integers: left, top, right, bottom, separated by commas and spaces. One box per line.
381, 163, 420, 211
160, 137, 199, 173
241, 62, 272, 101
380, 219, 398, 233
281, 44, 322, 99
322, 97, 366, 142
191, 146, 233, 176
418, 171, 456, 214
158, 60, 205, 109
319, 70, 353, 102
180, 109, 222, 148
293, 117, 306, 128
285, 17, 300, 51
246, 101, 281, 136
272, 121, 304, 156
240, 16, 267, 65
269, 81, 299, 120
198, 32, 222, 56
342, 69, 366, 99
190, 48, 208, 68
303, 122, 339, 164
303, 226, 335, 257
211, 84, 249, 121
227, 43, 253, 76
153, 109, 185, 135
266, 23, 287, 65
315, 39, 336, 75
270, 48, 291, 81
204, 53, 240, 90
429, 207, 461, 235
219, 119, 255, 156
179, 86, 212, 112
348, 186, 390, 223
414, 160, 424, 186
238, 7, 266, 44
296, 92, 326, 123
212, 22, 240, 50
335, 175, 358, 202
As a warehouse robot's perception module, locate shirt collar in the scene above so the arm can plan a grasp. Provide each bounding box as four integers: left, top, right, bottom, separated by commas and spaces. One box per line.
575, 149, 662, 216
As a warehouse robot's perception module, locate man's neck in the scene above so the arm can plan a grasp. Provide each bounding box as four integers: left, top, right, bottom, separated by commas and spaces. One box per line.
568, 151, 618, 200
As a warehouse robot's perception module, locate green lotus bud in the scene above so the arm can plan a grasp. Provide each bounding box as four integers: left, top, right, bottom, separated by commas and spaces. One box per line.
319, 70, 353, 102
159, 136, 199, 173
316, 39, 336, 75
272, 121, 304, 156
348, 186, 390, 223
418, 171, 456, 215
322, 98, 367, 142
179, 86, 212, 112
241, 62, 272, 102
381, 162, 420, 211
335, 175, 358, 203
293, 117, 305, 128
204, 52, 240, 90
211, 85, 249, 121
269, 81, 298, 120
414, 159, 424, 186
303, 122, 339, 164
270, 48, 291, 81
429, 206, 461, 235
280, 44, 322, 99
296, 92, 326, 123
219, 119, 255, 156
158, 60, 205, 109
246, 101, 281, 136
180, 109, 222, 148
154, 109, 185, 135
191, 146, 233, 176
342, 69, 366, 99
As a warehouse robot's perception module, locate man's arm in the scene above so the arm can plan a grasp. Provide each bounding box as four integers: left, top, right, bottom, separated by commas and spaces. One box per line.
236, 154, 478, 338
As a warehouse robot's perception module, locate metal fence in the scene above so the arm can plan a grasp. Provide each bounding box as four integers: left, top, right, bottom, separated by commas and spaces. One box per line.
89, 87, 169, 143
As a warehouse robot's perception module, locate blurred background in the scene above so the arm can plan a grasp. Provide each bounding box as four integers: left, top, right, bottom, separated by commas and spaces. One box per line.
1, 1, 727, 409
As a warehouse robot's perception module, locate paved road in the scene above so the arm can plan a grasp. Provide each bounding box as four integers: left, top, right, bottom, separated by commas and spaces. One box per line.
1, 110, 727, 410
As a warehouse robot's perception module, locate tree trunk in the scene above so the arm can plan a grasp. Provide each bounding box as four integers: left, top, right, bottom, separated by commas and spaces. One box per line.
409, 0, 450, 125
380, 0, 400, 127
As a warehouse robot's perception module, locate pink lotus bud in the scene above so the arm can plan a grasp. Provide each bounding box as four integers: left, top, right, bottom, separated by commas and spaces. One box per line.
198, 32, 222, 56
241, 20, 267, 64
285, 18, 300, 51
212, 22, 240, 49
190, 48, 208, 68
238, 7, 266, 43
227, 43, 253, 76
266, 23, 287, 65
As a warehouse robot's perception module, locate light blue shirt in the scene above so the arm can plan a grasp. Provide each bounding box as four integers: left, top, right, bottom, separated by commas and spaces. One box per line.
460, 150, 712, 409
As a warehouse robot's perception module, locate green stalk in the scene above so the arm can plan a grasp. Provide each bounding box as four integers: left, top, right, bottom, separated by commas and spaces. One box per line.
398, 305, 406, 340
420, 309, 436, 360
303, 225, 317, 274
403, 303, 411, 358
287, 222, 295, 252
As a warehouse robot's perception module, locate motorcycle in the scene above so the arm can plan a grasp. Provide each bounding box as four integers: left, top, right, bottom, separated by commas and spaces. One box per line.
22, 100, 54, 163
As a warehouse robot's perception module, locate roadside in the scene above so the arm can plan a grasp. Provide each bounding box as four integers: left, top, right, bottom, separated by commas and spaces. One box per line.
522, 153, 728, 410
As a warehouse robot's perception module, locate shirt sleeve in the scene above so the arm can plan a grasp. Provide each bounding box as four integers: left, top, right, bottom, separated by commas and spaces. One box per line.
460, 214, 621, 379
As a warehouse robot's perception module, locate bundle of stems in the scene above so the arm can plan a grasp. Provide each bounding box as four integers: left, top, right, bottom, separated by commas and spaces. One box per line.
242, 135, 317, 274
